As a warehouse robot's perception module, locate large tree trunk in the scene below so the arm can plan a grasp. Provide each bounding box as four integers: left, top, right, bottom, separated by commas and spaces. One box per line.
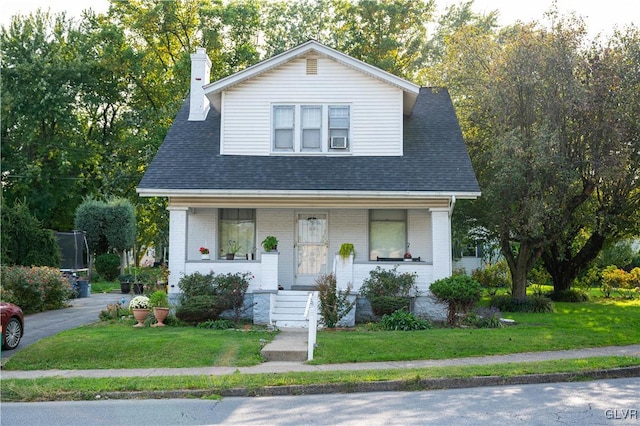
500, 236, 542, 300
543, 232, 606, 293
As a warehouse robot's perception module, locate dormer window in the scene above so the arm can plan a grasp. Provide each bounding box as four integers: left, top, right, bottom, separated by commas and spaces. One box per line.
272, 104, 351, 154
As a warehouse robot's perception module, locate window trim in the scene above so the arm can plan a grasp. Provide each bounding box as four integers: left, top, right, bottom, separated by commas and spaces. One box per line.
271, 103, 351, 154
368, 209, 407, 261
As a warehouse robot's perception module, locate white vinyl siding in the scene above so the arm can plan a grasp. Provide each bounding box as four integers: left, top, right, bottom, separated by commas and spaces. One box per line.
220, 56, 403, 156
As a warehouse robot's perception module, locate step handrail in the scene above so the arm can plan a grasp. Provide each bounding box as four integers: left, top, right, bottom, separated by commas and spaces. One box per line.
304, 291, 318, 361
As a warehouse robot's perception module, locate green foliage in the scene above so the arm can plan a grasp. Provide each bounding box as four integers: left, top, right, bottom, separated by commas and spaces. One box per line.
338, 243, 355, 259
464, 307, 503, 329
0, 266, 72, 313
360, 266, 417, 299
0, 199, 61, 267
175, 295, 221, 324
547, 289, 590, 303
196, 319, 236, 330
99, 301, 129, 322
489, 294, 555, 313
261, 236, 278, 251
430, 275, 483, 326
315, 273, 355, 328
177, 271, 253, 324
148, 290, 169, 308
471, 261, 510, 296
369, 296, 410, 317
360, 266, 417, 317
380, 309, 432, 331
94, 253, 121, 281
74, 198, 136, 260
601, 266, 639, 299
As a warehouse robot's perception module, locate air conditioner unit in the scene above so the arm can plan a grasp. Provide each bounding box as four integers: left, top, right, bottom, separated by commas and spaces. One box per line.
330, 136, 347, 149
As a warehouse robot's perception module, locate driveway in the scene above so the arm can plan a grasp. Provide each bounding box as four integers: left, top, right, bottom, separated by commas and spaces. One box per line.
1, 292, 127, 363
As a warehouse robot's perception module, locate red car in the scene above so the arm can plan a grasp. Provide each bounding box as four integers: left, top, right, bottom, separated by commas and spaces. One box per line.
1, 302, 24, 350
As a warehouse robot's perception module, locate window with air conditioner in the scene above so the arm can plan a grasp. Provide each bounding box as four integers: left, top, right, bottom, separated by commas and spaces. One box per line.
329, 106, 349, 150
271, 104, 350, 153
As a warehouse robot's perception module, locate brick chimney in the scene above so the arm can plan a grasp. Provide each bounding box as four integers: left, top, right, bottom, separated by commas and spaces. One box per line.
188, 47, 211, 121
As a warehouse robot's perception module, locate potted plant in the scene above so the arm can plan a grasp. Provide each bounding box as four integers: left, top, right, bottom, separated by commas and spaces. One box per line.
119, 274, 134, 294
261, 236, 278, 252
224, 240, 241, 260
404, 243, 412, 261
199, 246, 210, 260
129, 295, 150, 327
338, 243, 355, 260
148, 290, 170, 327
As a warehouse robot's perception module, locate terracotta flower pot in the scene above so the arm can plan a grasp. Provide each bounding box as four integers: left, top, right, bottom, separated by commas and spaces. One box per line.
152, 307, 170, 327
132, 308, 149, 327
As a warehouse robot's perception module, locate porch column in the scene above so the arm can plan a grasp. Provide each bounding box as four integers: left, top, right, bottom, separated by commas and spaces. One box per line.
334, 254, 354, 291
431, 208, 452, 281
260, 251, 279, 291
167, 207, 188, 295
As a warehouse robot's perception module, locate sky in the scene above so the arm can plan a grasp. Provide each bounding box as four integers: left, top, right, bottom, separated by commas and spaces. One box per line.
1, 0, 638, 39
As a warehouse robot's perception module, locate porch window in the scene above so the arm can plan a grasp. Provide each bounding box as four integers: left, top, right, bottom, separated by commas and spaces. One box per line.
369, 209, 406, 260
219, 209, 256, 258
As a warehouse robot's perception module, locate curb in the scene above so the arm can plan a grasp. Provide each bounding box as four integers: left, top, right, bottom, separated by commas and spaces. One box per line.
81, 366, 640, 401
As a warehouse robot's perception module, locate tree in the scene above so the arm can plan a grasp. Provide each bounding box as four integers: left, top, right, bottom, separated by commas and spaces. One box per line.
541, 27, 640, 293
0, 198, 61, 267
74, 197, 136, 274
435, 16, 594, 299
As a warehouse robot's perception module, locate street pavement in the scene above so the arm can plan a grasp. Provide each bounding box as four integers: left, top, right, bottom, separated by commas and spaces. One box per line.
1, 291, 639, 390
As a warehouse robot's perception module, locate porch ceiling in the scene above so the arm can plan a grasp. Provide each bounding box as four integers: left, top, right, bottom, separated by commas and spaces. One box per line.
168, 194, 452, 209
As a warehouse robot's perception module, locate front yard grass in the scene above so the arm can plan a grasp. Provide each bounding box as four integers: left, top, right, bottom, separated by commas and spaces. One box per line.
3, 296, 638, 371
1, 295, 638, 402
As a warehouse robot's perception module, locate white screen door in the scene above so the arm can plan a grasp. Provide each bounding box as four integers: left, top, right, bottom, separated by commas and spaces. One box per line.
295, 213, 328, 286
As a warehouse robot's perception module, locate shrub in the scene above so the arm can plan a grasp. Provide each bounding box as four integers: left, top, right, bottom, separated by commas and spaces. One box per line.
175, 295, 221, 324
489, 294, 555, 313
547, 289, 590, 303
380, 309, 432, 331
197, 319, 235, 330
360, 266, 417, 299
430, 275, 483, 326
360, 266, 417, 317
369, 296, 410, 316
471, 261, 510, 296
94, 253, 121, 281
601, 266, 638, 299
315, 273, 355, 328
177, 271, 253, 324
464, 306, 503, 328
213, 272, 253, 323
0, 266, 72, 313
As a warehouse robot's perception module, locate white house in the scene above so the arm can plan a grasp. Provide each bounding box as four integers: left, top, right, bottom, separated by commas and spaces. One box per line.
137, 40, 481, 327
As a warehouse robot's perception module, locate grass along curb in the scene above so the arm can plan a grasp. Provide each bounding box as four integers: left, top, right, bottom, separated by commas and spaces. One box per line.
2, 357, 638, 402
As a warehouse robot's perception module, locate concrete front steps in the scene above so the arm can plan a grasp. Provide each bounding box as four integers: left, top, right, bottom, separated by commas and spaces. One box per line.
270, 290, 312, 329
261, 291, 314, 362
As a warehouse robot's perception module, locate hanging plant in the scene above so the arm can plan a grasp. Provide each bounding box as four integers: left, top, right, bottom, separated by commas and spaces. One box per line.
339, 243, 355, 259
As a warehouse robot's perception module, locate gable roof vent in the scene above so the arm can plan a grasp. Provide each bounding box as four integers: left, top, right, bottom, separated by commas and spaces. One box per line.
306, 58, 318, 75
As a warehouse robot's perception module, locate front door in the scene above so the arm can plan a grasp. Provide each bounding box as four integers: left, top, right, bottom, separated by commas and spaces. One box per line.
295, 212, 328, 287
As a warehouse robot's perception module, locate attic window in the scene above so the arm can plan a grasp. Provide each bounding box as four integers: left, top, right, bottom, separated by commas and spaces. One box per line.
306, 58, 318, 75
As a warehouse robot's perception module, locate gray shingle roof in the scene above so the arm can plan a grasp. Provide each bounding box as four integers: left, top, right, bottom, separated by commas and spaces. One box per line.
137, 87, 480, 194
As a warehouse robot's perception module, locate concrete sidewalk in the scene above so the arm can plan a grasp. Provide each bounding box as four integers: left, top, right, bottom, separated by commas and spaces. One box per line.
2, 339, 639, 380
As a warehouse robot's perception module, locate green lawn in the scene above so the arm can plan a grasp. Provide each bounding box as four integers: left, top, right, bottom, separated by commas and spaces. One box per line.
2, 295, 638, 402
4, 296, 639, 371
